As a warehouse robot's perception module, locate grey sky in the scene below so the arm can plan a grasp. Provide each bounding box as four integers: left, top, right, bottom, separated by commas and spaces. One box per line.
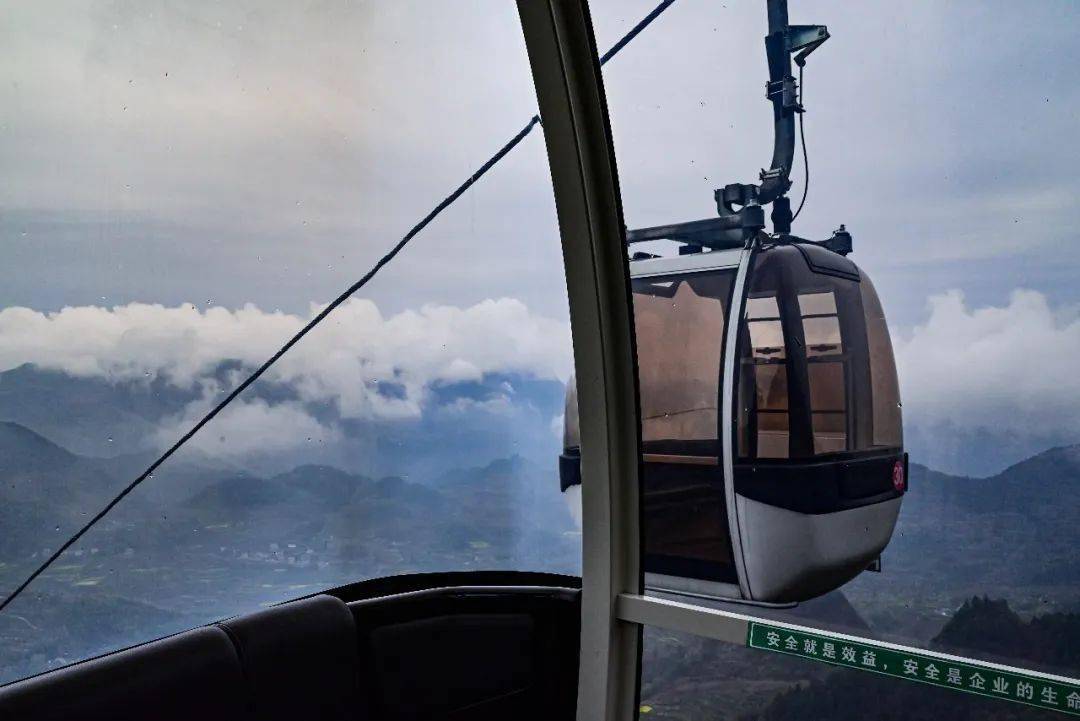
3, 1, 1078, 325
1, 1, 563, 316
595, 0, 1080, 328
2, 1, 1080, 472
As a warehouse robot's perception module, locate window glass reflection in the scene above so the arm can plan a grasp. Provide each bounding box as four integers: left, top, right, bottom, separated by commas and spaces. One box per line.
0, 0, 576, 685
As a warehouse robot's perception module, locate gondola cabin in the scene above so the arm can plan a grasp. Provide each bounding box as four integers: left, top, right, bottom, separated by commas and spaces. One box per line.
562, 240, 906, 603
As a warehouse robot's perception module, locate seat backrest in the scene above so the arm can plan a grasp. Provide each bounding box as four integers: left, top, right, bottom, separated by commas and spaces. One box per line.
0, 625, 250, 721
350, 587, 581, 721
218, 594, 361, 721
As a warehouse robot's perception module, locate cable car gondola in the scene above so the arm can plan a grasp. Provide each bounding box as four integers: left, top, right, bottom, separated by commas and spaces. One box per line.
560, 0, 906, 604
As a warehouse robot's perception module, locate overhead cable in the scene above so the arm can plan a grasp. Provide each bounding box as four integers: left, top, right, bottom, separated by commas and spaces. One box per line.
0, 0, 681, 614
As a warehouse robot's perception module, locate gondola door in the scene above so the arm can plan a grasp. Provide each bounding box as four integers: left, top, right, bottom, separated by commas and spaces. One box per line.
630, 254, 745, 600
727, 242, 905, 603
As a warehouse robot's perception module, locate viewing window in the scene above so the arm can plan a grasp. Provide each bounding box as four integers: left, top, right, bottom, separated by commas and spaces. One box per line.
632, 271, 734, 457
0, 1, 576, 685
632, 268, 738, 584
738, 246, 902, 461
862, 276, 903, 449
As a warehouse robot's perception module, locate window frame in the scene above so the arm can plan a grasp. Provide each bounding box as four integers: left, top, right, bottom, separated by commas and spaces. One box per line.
522, 3, 1077, 720
518, 2, 642, 719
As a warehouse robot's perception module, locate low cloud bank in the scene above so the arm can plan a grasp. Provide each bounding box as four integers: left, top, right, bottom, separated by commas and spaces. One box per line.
3, 289, 1078, 468
0, 297, 571, 416
895, 289, 1080, 469
0, 298, 571, 458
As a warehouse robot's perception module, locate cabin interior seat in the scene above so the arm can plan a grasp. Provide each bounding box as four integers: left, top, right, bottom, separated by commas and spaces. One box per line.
0, 624, 250, 721
0, 587, 580, 721
348, 587, 580, 721
218, 594, 362, 721
0, 594, 363, 721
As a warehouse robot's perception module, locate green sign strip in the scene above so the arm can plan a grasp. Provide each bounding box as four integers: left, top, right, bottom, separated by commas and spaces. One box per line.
747, 621, 1080, 716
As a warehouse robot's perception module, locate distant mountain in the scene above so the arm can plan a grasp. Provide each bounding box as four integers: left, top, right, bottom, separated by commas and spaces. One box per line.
272, 464, 367, 506
888, 449, 1080, 591
0, 590, 190, 686
0, 418, 571, 567
184, 473, 301, 514
906, 444, 1080, 516
0, 363, 566, 479
0, 420, 77, 475
905, 421, 1074, 478
0, 421, 125, 512
934, 597, 1080, 675
0, 415, 580, 685
0, 364, 198, 457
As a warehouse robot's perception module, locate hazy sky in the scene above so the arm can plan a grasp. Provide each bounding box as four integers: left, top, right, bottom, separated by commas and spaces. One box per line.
2, 1, 1079, 472
5, 1, 1075, 319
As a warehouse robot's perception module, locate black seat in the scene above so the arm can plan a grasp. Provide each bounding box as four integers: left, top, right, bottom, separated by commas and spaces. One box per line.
350, 587, 580, 721
0, 625, 249, 721
0, 584, 579, 721
218, 594, 361, 721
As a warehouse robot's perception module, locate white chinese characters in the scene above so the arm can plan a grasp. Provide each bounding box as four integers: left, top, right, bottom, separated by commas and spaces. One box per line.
750, 624, 1080, 716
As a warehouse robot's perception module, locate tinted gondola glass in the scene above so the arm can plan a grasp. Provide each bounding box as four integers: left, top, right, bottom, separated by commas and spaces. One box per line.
632, 266, 738, 585
618, 243, 905, 602
737, 244, 903, 462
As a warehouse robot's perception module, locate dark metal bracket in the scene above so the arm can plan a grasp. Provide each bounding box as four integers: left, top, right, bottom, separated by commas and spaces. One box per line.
625, 1, 850, 255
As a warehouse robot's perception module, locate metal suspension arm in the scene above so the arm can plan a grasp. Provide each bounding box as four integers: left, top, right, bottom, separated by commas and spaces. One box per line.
758, 0, 828, 206
627, 0, 830, 249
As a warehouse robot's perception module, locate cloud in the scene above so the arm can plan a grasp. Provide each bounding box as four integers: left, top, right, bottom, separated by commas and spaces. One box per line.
154, 397, 341, 458
7, 288, 1078, 465
895, 289, 1080, 439
0, 298, 572, 457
